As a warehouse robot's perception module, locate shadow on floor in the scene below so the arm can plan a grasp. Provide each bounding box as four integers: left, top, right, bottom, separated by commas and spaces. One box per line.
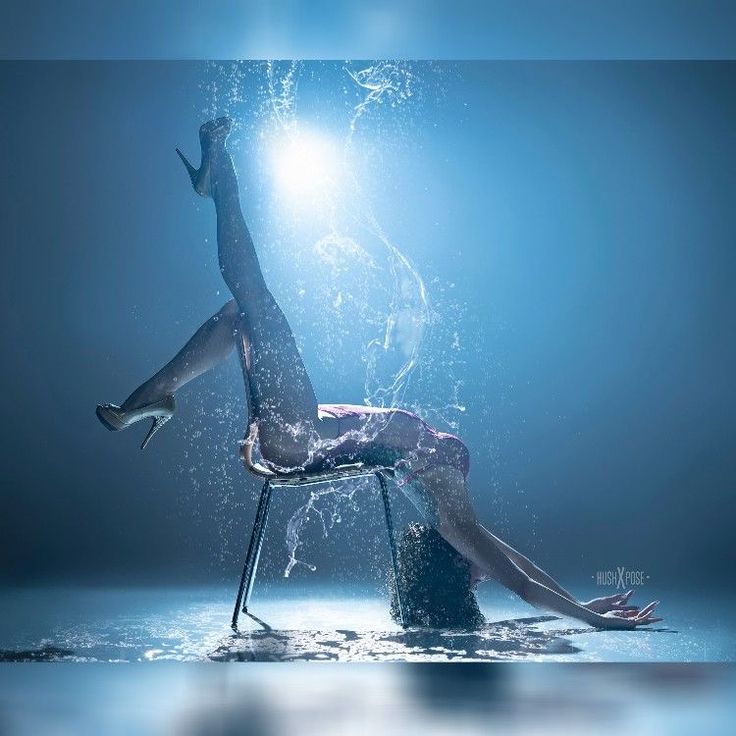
0, 647, 75, 662
211, 615, 585, 662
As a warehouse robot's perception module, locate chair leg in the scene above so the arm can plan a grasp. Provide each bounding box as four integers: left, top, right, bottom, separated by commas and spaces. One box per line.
232, 479, 273, 629
244, 480, 273, 613
377, 472, 405, 626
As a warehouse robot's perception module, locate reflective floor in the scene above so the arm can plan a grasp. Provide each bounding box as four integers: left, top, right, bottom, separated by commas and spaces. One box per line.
1, 662, 735, 735
1, 585, 733, 663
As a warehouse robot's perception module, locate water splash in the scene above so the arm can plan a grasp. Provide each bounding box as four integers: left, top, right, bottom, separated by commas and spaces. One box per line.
283, 480, 368, 577
346, 61, 415, 135
268, 61, 432, 572
189, 61, 467, 576
266, 60, 300, 134
344, 62, 431, 412
260, 64, 432, 416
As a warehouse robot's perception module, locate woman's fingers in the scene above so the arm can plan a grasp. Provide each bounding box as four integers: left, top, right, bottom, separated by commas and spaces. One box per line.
638, 601, 659, 617
609, 610, 634, 620
634, 601, 663, 626
612, 603, 640, 612
635, 616, 662, 626
602, 599, 663, 628
611, 590, 634, 607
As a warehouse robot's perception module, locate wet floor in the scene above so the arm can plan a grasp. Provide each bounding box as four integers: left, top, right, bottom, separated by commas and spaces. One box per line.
1, 585, 732, 663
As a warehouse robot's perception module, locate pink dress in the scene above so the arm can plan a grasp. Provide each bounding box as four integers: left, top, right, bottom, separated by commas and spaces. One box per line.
317, 403, 470, 480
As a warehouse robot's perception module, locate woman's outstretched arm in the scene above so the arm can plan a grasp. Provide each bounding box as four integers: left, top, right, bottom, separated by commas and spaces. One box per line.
444, 514, 660, 629
477, 525, 578, 602
475, 525, 641, 614
419, 465, 662, 629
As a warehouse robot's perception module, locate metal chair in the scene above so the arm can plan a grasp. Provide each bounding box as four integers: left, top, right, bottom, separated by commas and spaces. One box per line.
230, 329, 405, 629
231, 423, 405, 629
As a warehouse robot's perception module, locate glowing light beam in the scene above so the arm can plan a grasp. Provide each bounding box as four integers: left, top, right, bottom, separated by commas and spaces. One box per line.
268, 130, 341, 206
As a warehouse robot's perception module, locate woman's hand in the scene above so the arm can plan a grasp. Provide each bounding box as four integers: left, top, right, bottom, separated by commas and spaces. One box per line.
593, 601, 663, 630
583, 589, 639, 614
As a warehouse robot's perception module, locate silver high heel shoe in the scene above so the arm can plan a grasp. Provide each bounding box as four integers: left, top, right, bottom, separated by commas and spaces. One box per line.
175, 116, 233, 197
96, 395, 176, 450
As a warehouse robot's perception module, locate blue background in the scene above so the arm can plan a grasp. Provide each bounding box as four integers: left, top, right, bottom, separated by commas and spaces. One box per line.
1, 60, 734, 591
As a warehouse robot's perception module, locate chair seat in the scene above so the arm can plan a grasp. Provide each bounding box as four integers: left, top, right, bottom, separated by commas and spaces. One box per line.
240, 422, 394, 484
247, 460, 393, 485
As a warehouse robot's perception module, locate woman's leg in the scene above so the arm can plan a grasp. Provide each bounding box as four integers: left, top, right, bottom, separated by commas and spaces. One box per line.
201, 120, 322, 466
121, 300, 240, 411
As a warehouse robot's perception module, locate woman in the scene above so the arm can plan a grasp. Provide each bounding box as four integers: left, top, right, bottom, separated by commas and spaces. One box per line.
97, 118, 661, 630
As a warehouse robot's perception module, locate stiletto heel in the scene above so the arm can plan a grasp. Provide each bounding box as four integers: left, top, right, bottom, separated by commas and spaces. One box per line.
140, 414, 171, 450
96, 395, 175, 450
176, 148, 202, 193
176, 117, 233, 197
176, 147, 210, 197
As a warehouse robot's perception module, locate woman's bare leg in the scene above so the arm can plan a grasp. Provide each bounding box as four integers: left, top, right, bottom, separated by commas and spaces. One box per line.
201, 120, 323, 466
121, 300, 240, 411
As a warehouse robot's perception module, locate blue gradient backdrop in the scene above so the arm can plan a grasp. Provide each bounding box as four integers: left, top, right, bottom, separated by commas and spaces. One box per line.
1, 60, 734, 592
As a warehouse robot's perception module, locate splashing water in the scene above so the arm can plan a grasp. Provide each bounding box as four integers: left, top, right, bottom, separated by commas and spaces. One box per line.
343, 61, 432, 413
283, 480, 369, 577
266, 60, 299, 133
270, 62, 432, 573
346, 61, 415, 135
192, 61, 467, 576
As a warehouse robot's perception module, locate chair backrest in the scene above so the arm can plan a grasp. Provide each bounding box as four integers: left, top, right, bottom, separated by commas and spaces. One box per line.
240, 420, 267, 476
233, 319, 267, 475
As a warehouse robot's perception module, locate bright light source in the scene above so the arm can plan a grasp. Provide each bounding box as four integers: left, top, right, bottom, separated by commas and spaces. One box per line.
268, 130, 341, 206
